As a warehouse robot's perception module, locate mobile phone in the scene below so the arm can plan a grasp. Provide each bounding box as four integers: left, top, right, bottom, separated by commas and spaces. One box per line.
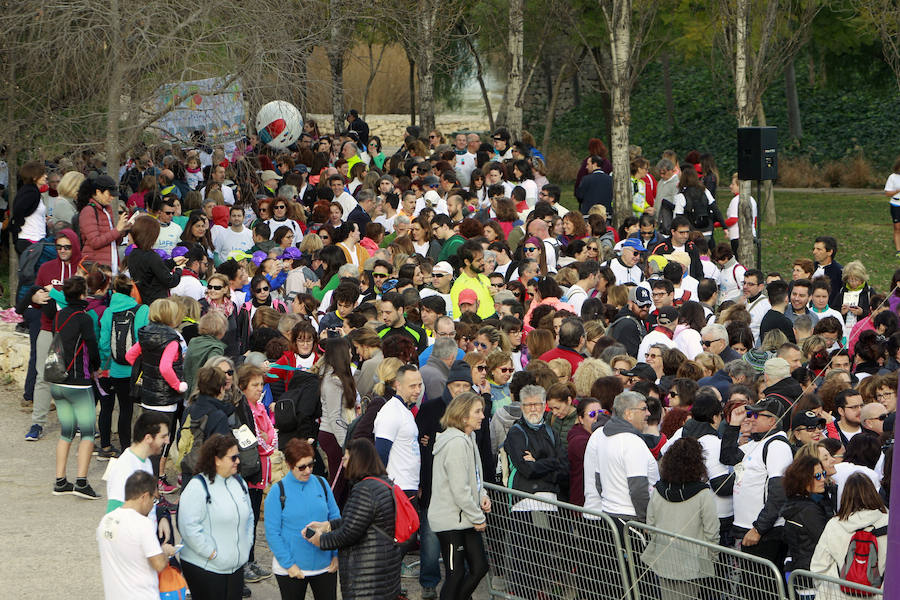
304, 527, 316, 539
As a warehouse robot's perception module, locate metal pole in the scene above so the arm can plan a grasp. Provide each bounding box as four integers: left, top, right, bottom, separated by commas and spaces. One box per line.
885, 375, 900, 597
756, 180, 762, 269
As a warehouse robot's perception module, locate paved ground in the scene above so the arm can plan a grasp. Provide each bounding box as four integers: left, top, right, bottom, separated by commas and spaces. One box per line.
0, 383, 488, 599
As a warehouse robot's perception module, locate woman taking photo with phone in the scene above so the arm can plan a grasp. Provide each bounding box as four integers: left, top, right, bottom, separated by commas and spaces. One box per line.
264, 438, 340, 600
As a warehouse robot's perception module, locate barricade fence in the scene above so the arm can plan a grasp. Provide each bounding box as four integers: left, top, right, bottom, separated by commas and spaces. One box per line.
623, 519, 786, 600
788, 569, 883, 600
482, 483, 883, 600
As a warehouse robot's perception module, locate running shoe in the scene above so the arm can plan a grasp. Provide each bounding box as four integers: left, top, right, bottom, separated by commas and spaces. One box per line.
97, 447, 120, 461
158, 476, 178, 495
52, 480, 74, 495
73, 482, 102, 500
25, 424, 43, 441
244, 562, 272, 583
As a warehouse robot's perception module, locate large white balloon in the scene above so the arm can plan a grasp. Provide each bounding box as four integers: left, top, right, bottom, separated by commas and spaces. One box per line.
255, 100, 303, 150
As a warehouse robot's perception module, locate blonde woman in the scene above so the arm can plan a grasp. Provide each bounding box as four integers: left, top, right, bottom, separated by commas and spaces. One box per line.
351, 358, 404, 444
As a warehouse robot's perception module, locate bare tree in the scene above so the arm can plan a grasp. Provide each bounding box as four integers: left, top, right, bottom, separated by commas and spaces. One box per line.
505, 0, 525, 140
717, 0, 818, 266
459, 21, 495, 131
854, 0, 900, 91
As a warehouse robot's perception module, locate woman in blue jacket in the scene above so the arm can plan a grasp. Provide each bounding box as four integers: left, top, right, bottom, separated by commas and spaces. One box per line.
264, 438, 341, 599
179, 434, 254, 600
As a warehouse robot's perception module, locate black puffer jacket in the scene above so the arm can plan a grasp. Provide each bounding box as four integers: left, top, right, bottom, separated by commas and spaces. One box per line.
319, 475, 401, 600
781, 493, 834, 571
137, 322, 184, 408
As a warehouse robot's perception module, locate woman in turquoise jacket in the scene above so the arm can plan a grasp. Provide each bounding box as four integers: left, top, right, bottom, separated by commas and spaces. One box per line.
179, 434, 254, 600
264, 438, 341, 600
97, 275, 149, 457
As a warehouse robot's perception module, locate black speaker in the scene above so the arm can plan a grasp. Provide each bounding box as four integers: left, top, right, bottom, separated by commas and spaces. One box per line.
737, 126, 777, 181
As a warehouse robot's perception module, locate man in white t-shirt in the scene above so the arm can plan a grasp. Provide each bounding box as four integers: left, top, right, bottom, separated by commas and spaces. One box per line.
151, 196, 183, 253
328, 174, 357, 218
725, 175, 757, 252
455, 133, 479, 188
373, 364, 422, 494
584, 391, 659, 523
97, 471, 176, 600
201, 165, 235, 205
211, 206, 254, 264
884, 166, 900, 256
105, 412, 171, 515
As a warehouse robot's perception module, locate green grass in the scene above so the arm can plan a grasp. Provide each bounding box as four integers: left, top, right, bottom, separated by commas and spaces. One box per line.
559, 189, 897, 291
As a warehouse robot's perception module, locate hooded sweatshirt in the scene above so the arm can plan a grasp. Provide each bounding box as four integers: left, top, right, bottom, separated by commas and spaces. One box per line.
183, 335, 227, 393
99, 292, 150, 378
583, 416, 659, 521
428, 427, 487, 532
32, 228, 82, 331
490, 401, 522, 456
810, 509, 889, 590
641, 480, 719, 580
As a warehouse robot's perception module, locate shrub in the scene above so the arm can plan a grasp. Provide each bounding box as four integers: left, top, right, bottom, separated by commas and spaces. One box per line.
544, 145, 581, 184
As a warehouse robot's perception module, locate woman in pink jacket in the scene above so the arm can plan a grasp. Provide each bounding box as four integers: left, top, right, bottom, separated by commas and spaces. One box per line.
76, 175, 131, 270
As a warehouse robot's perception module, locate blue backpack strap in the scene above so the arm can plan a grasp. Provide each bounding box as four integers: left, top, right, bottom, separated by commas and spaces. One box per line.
193, 474, 211, 504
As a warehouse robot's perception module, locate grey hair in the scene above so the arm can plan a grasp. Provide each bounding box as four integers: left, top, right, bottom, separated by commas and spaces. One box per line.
483, 250, 496, 263
277, 185, 297, 200
613, 391, 646, 418
431, 337, 458, 361
724, 359, 755, 380
701, 323, 728, 341
357, 189, 375, 203
396, 215, 411, 225
656, 158, 674, 172
338, 264, 359, 278
518, 385, 546, 404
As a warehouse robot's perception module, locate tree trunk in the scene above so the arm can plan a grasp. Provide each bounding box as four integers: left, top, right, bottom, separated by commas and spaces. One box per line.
608, 0, 633, 228
757, 103, 776, 227
328, 49, 344, 135
734, 0, 756, 268
463, 33, 494, 131
416, 47, 435, 132
785, 59, 802, 141
362, 42, 386, 120
542, 58, 570, 149
6, 49, 18, 296
407, 51, 416, 128
661, 52, 675, 130
505, 0, 524, 141
105, 0, 122, 212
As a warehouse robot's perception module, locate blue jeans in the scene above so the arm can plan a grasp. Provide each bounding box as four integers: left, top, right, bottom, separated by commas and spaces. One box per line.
23, 307, 41, 402
419, 512, 442, 590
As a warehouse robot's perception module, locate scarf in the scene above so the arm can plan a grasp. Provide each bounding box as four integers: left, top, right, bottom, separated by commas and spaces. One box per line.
205, 295, 234, 317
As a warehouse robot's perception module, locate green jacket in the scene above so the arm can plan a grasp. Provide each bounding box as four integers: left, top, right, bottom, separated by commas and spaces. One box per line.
437, 234, 465, 262
98, 292, 150, 378
183, 334, 226, 393
311, 273, 340, 302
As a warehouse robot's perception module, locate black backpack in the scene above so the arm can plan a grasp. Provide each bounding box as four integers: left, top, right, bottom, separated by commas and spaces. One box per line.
109, 306, 139, 365
682, 186, 711, 230
16, 241, 50, 302
273, 371, 322, 436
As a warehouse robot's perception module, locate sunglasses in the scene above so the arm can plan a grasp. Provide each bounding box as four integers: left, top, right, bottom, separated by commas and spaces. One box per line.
497, 367, 514, 373
274, 205, 287, 210
475, 365, 487, 371
229, 454, 240, 463
55, 244, 72, 250
208, 284, 225, 290
163, 210, 175, 215
870, 414, 888, 421
795, 425, 825, 432
746, 411, 775, 419
474, 341, 489, 350
223, 369, 234, 376
587, 246, 599, 251
294, 461, 314, 471
373, 272, 389, 278
701, 340, 719, 347
255, 287, 270, 293
813, 471, 827, 481
587, 410, 601, 418
524, 246, 539, 252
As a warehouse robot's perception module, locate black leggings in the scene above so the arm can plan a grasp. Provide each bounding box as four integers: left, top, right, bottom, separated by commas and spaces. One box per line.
99, 377, 134, 449
248, 487, 263, 563
436, 528, 489, 600
274, 571, 338, 600
182, 560, 244, 600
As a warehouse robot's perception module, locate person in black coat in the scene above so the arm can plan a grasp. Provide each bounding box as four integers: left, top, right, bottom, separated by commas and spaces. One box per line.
127, 215, 184, 306
10, 161, 47, 255
781, 454, 834, 575
309, 439, 401, 600
576, 156, 613, 215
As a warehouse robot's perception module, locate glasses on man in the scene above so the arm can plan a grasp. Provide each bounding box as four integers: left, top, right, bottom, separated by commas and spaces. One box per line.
163, 210, 175, 215
55, 244, 72, 250
701, 339, 720, 347
746, 411, 776, 419
373, 272, 389, 279
522, 401, 543, 409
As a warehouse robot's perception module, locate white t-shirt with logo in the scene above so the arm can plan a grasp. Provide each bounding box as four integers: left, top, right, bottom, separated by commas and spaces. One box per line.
374, 396, 421, 492
583, 427, 659, 519
97, 507, 162, 600
212, 225, 254, 263
153, 221, 183, 253
105, 448, 158, 527
885, 173, 900, 206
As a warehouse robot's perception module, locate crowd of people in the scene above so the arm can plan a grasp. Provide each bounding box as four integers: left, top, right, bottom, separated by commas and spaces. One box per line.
4, 114, 897, 600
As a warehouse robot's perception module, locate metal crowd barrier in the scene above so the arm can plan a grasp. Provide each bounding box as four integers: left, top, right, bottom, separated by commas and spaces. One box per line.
623, 520, 786, 600
483, 482, 633, 600
788, 569, 883, 600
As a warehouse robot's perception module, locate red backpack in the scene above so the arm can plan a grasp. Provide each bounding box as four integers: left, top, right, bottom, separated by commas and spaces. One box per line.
365, 477, 420, 543
839, 525, 888, 595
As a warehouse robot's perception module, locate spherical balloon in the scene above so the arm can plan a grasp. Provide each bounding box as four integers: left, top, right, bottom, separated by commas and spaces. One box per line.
255, 100, 303, 150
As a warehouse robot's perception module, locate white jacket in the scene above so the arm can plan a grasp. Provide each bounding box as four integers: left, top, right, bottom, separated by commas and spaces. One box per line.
810, 509, 889, 598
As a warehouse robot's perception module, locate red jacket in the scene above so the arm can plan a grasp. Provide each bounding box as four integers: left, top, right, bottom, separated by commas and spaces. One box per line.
33, 229, 82, 331
538, 346, 585, 374
79, 201, 123, 266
